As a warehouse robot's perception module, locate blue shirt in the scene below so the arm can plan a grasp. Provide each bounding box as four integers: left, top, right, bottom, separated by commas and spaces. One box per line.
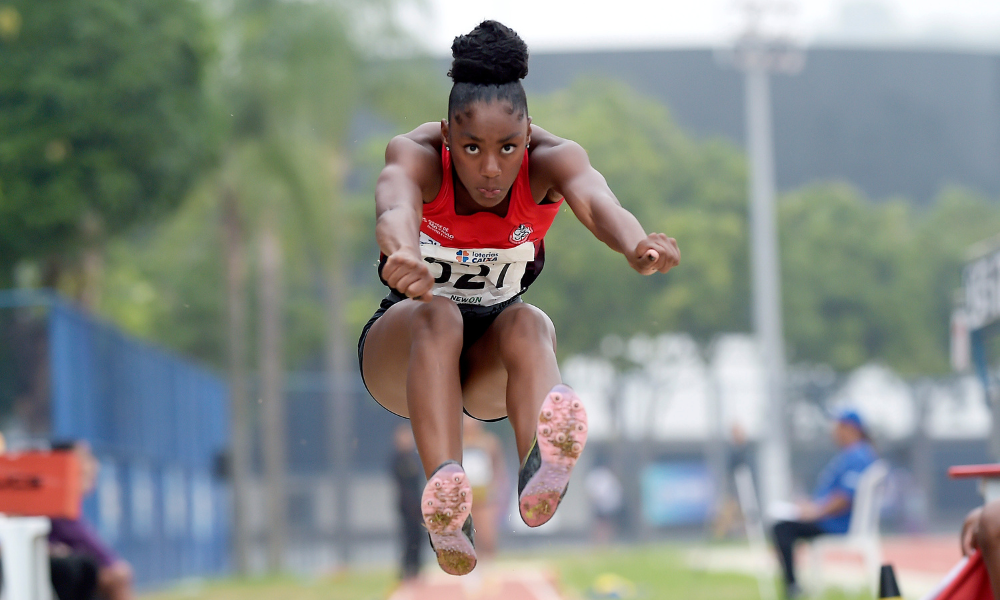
812, 441, 878, 534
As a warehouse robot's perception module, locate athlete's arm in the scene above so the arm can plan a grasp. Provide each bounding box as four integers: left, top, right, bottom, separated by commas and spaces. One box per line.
531, 128, 680, 275
374, 123, 442, 301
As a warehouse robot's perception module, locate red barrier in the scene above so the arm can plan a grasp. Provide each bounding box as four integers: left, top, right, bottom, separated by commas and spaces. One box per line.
925, 552, 992, 600
0, 451, 82, 519
948, 465, 1000, 480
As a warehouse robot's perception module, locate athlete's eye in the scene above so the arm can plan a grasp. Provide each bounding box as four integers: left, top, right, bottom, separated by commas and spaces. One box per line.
501, 144, 516, 154
464, 145, 479, 155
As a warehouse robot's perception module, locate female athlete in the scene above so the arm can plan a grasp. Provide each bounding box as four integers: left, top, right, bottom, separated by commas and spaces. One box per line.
358, 20, 680, 576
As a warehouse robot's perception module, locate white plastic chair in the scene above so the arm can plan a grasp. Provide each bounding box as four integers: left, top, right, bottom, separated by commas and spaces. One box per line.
0, 514, 53, 600
806, 459, 890, 596
734, 464, 779, 600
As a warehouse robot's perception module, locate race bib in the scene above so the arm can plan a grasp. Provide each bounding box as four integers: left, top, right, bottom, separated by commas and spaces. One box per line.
419, 233, 534, 306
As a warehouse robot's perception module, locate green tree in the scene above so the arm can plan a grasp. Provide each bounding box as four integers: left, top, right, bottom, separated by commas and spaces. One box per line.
524, 79, 750, 355
779, 184, 1000, 374
97, 0, 441, 369
0, 0, 215, 289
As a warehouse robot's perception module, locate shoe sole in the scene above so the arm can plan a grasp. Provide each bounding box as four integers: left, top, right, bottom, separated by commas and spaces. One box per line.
519, 384, 588, 527
421, 462, 476, 575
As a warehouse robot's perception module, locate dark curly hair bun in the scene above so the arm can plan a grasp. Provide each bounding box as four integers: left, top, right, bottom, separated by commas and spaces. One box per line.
449, 20, 528, 85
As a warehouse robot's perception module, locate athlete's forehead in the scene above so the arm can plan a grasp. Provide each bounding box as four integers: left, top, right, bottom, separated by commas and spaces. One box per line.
455, 130, 524, 143
450, 100, 527, 141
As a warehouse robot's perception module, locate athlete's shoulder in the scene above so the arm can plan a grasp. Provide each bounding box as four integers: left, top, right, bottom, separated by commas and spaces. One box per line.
402, 122, 446, 148
386, 122, 443, 163
527, 125, 591, 188
383, 122, 445, 202
528, 125, 572, 153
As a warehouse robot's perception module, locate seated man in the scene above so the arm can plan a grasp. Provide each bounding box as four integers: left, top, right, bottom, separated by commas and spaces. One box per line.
771, 410, 878, 599
961, 500, 1000, 600
50, 440, 134, 600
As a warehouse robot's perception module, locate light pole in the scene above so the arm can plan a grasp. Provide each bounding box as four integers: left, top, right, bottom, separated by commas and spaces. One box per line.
720, 1, 804, 509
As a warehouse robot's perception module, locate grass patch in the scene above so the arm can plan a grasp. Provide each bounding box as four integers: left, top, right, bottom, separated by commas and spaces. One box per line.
141, 570, 397, 600
549, 544, 871, 599
141, 543, 873, 600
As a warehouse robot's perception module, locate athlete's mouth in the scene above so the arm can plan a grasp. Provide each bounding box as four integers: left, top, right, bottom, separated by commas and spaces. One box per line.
479, 188, 503, 199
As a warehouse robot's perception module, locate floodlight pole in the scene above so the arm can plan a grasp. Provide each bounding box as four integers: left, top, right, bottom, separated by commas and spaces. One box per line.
725, 3, 804, 510
746, 59, 791, 509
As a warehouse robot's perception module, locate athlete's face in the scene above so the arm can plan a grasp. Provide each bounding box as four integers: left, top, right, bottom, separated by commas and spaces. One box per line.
442, 100, 531, 211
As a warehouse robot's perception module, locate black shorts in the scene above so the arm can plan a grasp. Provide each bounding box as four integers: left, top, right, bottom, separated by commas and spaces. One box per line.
357, 291, 520, 421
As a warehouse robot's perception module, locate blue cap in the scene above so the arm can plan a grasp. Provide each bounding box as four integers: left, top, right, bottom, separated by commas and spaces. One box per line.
836, 409, 865, 432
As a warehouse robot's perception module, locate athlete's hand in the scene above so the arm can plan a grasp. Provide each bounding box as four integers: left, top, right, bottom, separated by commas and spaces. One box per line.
961, 506, 983, 556
629, 233, 680, 275
382, 248, 434, 302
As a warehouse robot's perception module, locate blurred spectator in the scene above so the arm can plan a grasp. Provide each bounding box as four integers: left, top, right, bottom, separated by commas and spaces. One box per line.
585, 457, 623, 545
390, 425, 424, 581
0, 555, 101, 600
712, 423, 753, 538
49, 440, 134, 600
462, 415, 508, 560
961, 501, 1000, 599
770, 410, 878, 599
0, 434, 103, 600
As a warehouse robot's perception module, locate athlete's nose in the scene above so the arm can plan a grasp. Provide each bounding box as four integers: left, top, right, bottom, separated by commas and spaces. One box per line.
481, 153, 501, 179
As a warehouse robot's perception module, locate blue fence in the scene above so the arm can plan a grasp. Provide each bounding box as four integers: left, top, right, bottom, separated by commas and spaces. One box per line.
0, 290, 230, 586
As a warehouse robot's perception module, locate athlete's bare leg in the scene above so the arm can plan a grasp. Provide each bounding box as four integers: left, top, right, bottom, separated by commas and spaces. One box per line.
362, 296, 466, 477
364, 299, 561, 472
461, 303, 561, 463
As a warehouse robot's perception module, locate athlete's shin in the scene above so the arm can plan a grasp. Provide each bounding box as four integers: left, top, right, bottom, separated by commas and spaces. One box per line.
495, 305, 560, 463
406, 297, 466, 477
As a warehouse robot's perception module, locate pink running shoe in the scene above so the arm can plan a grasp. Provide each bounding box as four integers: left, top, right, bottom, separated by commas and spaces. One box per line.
421, 460, 476, 575
518, 384, 588, 528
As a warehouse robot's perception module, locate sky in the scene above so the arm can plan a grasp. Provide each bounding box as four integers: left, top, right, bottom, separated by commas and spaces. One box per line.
399, 0, 1000, 54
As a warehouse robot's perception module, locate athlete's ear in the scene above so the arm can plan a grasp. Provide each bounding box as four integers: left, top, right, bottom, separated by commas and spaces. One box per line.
526, 117, 532, 148
441, 119, 450, 147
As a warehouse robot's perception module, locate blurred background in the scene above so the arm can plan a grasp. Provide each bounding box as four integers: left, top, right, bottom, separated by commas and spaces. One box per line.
1, 0, 1000, 598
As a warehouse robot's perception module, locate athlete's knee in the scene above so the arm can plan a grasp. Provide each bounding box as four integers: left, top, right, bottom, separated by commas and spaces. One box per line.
979, 501, 1000, 553
497, 306, 556, 358
409, 296, 463, 344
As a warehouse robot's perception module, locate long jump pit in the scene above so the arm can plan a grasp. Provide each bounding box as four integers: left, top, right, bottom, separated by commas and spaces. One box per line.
387, 562, 564, 600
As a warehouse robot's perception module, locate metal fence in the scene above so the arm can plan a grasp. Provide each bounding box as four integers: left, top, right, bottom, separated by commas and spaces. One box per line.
0, 290, 230, 586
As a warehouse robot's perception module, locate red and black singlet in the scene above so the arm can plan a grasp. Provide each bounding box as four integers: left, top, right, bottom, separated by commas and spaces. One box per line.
381, 146, 563, 306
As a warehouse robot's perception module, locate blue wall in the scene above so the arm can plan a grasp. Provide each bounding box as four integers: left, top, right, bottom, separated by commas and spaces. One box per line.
1, 291, 230, 586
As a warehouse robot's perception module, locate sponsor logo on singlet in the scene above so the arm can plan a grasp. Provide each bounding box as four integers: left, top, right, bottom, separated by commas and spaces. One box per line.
510, 223, 532, 244
457, 249, 500, 264
423, 218, 454, 240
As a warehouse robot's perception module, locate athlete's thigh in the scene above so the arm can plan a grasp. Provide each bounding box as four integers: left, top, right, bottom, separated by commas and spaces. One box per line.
460, 303, 553, 420
362, 297, 459, 418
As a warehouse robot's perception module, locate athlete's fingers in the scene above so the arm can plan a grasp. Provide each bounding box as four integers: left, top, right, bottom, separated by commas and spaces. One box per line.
394, 271, 429, 299
657, 237, 680, 273
634, 234, 679, 275
380, 255, 413, 287
404, 277, 434, 302
391, 271, 420, 294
